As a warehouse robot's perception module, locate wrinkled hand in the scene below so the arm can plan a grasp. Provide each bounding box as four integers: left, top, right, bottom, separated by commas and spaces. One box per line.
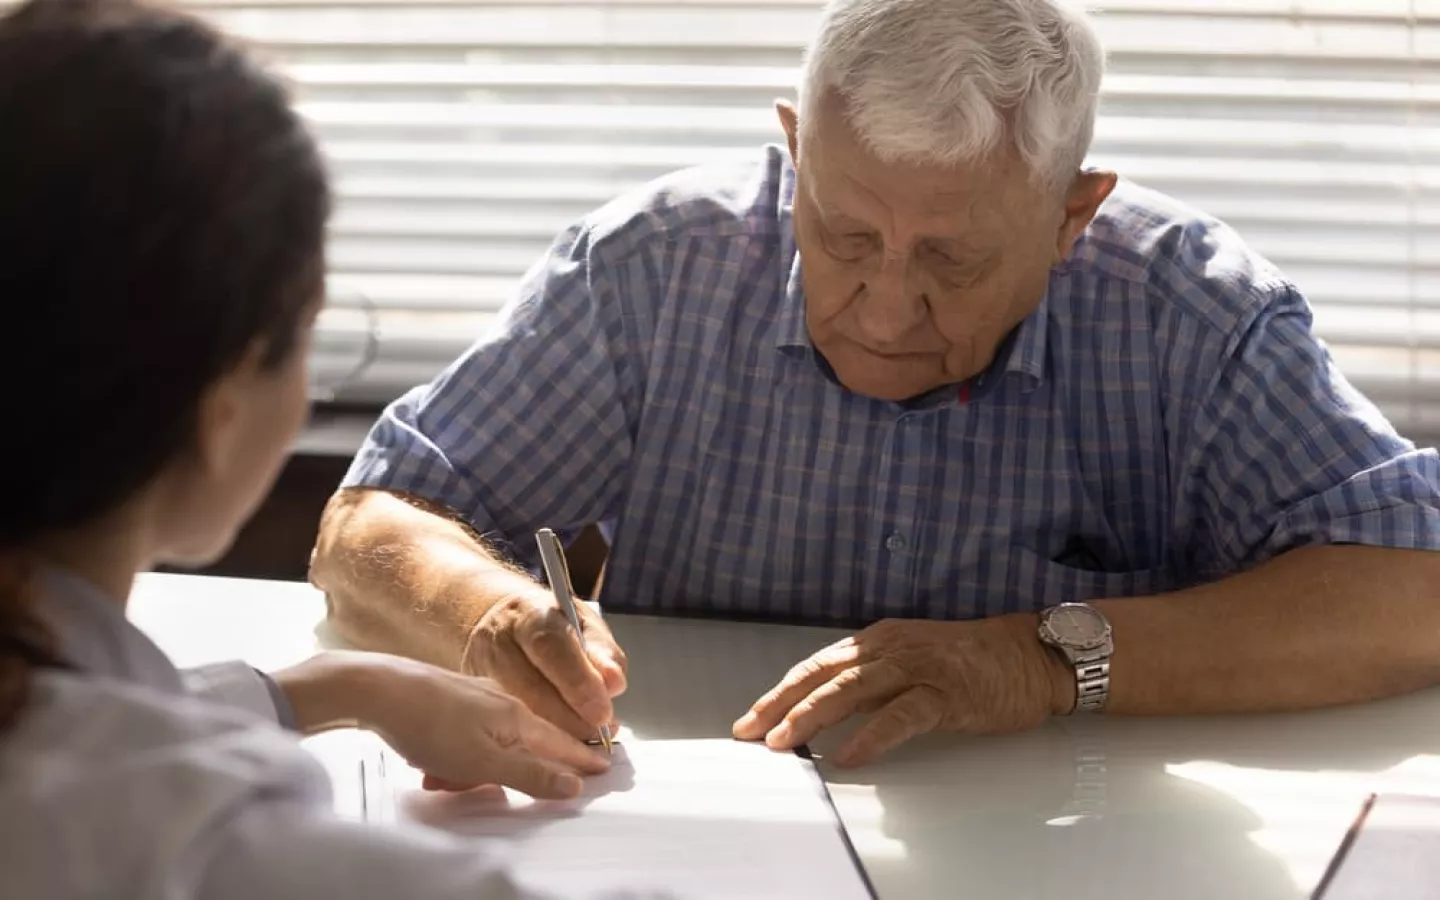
362, 655, 612, 799
732, 615, 1070, 768
463, 589, 628, 741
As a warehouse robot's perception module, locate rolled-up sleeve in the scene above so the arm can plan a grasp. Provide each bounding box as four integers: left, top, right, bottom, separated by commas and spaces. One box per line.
341, 224, 642, 564
1181, 283, 1440, 575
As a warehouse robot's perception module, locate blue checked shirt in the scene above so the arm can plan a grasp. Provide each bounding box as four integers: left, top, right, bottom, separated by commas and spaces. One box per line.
344, 146, 1440, 625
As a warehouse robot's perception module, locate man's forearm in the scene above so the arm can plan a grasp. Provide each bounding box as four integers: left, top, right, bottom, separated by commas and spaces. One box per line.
309, 488, 545, 670
1094, 545, 1440, 715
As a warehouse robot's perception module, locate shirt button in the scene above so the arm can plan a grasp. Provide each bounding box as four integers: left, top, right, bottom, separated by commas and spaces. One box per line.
885, 533, 907, 552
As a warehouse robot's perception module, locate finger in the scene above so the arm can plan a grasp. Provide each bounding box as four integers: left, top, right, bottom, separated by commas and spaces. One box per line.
765, 661, 905, 750
486, 632, 607, 741
588, 644, 628, 697
519, 711, 613, 776
509, 666, 607, 742
521, 612, 614, 727
422, 776, 506, 797
487, 750, 585, 800
578, 613, 628, 697
833, 685, 945, 769
422, 774, 478, 792
733, 639, 860, 740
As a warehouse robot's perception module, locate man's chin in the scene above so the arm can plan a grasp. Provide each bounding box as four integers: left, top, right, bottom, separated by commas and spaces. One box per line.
817, 341, 958, 401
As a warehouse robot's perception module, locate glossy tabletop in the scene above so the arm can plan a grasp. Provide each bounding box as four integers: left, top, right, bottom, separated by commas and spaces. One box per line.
129, 572, 1440, 900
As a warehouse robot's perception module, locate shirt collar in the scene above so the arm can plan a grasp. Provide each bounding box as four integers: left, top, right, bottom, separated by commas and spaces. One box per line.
773, 159, 812, 353
774, 250, 811, 352
36, 568, 185, 695
1001, 287, 1049, 391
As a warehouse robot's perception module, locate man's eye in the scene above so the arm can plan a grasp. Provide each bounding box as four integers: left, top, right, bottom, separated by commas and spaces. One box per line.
827, 231, 875, 260
922, 245, 963, 267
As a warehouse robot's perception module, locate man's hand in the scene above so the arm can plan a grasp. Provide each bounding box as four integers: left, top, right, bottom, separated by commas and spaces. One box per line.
732, 615, 1071, 768
463, 590, 629, 741
274, 651, 612, 799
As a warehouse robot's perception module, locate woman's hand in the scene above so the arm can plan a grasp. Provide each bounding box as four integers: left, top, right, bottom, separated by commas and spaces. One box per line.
273, 651, 611, 799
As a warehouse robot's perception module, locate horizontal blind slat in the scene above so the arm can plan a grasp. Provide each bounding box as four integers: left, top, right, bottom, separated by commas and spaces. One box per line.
158, 1, 1438, 440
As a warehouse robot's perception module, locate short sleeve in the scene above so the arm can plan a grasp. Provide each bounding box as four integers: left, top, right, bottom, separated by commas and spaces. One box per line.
1179, 284, 1440, 576
341, 224, 642, 562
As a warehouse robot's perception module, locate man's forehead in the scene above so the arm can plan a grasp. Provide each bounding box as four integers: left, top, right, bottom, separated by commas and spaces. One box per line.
812, 170, 1012, 240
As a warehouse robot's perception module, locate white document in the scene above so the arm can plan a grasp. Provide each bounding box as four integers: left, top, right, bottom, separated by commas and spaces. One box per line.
309, 730, 874, 899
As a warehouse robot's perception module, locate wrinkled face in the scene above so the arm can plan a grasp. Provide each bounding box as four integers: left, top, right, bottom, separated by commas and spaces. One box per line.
781, 95, 1108, 401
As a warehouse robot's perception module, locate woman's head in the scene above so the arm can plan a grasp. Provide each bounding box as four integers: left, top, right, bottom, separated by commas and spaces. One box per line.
0, 0, 330, 568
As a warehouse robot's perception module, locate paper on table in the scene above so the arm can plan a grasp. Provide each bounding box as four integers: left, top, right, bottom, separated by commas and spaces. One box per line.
318, 730, 874, 899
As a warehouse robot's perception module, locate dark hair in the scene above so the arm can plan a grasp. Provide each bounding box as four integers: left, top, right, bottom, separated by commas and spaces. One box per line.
0, 0, 331, 726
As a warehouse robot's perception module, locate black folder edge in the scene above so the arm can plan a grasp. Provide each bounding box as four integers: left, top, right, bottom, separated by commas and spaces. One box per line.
1310, 792, 1378, 900
794, 744, 880, 899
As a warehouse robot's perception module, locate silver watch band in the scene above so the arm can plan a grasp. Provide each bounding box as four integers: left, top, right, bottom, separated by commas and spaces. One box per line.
1074, 653, 1110, 712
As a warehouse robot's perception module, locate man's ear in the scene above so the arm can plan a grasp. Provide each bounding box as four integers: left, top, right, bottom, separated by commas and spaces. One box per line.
1053, 169, 1118, 261
776, 99, 800, 166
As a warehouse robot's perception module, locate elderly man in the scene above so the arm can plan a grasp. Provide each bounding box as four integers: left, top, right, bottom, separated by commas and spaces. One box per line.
311, 0, 1440, 768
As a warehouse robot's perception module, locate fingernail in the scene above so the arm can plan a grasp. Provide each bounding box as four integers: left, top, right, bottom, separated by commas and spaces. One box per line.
733, 712, 756, 734
768, 723, 793, 747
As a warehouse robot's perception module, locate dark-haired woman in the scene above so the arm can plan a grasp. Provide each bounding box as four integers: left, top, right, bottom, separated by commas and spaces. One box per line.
0, 2, 643, 897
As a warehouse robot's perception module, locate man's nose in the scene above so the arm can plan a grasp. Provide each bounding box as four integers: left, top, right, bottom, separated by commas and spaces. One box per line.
855, 255, 927, 347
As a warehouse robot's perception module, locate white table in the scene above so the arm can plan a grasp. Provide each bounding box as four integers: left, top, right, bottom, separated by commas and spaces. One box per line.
130, 572, 1440, 900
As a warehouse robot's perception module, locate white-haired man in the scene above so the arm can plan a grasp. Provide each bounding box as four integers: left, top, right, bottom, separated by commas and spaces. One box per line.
312, 0, 1440, 767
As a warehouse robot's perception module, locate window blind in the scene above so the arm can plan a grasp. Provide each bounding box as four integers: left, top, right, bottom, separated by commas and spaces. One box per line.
181, 0, 1438, 444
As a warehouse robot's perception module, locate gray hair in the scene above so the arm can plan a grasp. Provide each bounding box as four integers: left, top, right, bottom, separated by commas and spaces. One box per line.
798, 0, 1105, 192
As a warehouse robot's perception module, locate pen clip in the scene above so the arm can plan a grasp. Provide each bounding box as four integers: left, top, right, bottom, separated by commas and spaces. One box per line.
536, 528, 578, 602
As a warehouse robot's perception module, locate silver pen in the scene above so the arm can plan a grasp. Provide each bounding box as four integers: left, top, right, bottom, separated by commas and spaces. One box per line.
535, 527, 614, 754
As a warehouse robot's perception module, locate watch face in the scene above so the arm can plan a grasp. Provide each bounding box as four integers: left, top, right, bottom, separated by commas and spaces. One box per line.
1046, 604, 1108, 648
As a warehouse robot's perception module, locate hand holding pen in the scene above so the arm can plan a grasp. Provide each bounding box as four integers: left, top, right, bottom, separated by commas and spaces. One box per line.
458, 532, 628, 744
536, 528, 616, 753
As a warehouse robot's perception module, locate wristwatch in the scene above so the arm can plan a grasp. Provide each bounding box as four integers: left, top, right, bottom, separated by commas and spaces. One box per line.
1038, 602, 1113, 713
